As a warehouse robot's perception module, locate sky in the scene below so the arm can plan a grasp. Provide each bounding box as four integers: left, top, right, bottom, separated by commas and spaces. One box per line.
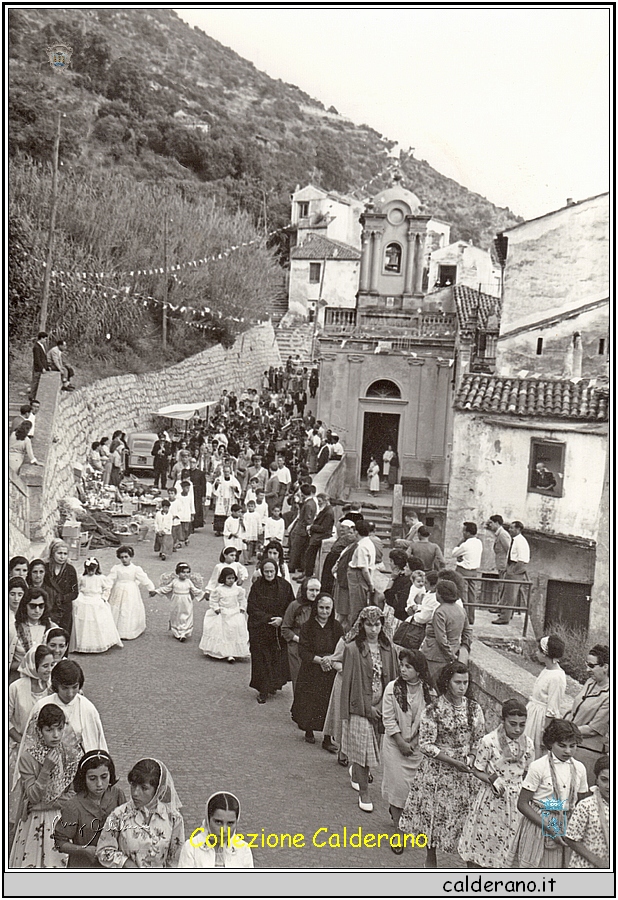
174, 6, 610, 220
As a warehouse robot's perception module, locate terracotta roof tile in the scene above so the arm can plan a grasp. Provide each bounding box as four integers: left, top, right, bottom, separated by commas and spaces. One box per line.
453, 284, 501, 332
454, 375, 608, 421
290, 234, 361, 261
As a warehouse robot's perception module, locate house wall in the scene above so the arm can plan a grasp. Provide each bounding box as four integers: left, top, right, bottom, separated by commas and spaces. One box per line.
428, 243, 500, 295
500, 194, 609, 332
316, 345, 454, 485
291, 186, 363, 248
444, 411, 607, 634
288, 258, 359, 317
497, 302, 609, 378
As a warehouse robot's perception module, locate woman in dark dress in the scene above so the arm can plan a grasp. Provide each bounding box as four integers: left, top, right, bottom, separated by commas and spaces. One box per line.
291, 594, 343, 750
44, 539, 78, 638
183, 459, 206, 530
247, 559, 294, 704
388, 450, 400, 487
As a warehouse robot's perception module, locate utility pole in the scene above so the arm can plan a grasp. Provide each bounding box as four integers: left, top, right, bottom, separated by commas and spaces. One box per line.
162, 215, 168, 350
39, 111, 62, 331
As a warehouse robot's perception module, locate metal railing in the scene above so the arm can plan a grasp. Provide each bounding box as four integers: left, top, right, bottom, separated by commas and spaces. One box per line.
462, 575, 533, 637
402, 481, 449, 510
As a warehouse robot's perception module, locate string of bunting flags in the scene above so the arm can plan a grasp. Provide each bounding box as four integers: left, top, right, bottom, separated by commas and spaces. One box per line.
47, 269, 264, 330
41, 224, 289, 280
34, 158, 403, 332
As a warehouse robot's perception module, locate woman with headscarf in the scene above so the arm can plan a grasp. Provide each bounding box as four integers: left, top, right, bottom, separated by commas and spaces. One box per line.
20, 659, 107, 759
9, 703, 81, 867
291, 593, 343, 749
178, 791, 254, 868
10, 588, 56, 680
247, 558, 294, 704
281, 577, 321, 691
96, 758, 185, 868
340, 606, 399, 813
8, 645, 54, 832
44, 539, 79, 638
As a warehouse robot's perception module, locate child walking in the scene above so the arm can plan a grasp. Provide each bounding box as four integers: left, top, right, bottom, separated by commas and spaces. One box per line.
199, 567, 249, 663
154, 500, 174, 560
263, 504, 285, 545
243, 499, 263, 563
458, 698, 535, 868
205, 547, 249, 597
156, 563, 205, 642
506, 719, 588, 868
107, 546, 156, 640
525, 634, 567, 757
71, 558, 123, 654
565, 754, 610, 868
223, 504, 247, 556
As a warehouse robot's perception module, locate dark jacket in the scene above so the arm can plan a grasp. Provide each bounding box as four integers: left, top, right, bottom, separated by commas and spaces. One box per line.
340, 639, 398, 720
32, 341, 49, 374
308, 504, 335, 544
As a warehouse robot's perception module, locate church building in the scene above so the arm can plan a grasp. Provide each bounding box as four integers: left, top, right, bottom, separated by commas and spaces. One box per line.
316, 175, 497, 531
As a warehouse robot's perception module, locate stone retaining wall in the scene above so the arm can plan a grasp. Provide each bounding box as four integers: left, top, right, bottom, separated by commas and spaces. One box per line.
469, 640, 579, 731
23, 324, 280, 545
9, 470, 31, 557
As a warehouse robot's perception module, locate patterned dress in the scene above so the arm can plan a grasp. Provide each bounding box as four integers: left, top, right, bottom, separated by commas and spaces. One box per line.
96, 800, 185, 868
566, 787, 610, 868
399, 695, 485, 853
458, 726, 535, 867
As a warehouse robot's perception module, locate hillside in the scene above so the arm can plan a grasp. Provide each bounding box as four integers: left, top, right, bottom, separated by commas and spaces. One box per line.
9, 7, 521, 249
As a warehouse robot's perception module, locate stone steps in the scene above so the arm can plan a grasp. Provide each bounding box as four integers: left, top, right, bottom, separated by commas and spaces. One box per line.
275, 324, 315, 365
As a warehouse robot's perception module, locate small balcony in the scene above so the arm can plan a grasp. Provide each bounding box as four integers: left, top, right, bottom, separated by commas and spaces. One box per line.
323, 307, 457, 338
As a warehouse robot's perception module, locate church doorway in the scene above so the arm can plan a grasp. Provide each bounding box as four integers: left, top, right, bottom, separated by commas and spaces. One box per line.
361, 412, 400, 479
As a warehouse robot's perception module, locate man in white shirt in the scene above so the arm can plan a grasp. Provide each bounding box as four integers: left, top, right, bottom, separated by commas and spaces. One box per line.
347, 520, 376, 628
450, 521, 483, 624
329, 435, 344, 460
493, 520, 531, 624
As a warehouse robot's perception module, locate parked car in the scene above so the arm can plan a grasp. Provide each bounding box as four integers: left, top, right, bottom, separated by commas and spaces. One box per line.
127, 432, 158, 473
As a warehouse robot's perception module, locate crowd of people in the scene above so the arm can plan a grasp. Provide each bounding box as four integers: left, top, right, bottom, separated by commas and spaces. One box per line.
7, 377, 610, 871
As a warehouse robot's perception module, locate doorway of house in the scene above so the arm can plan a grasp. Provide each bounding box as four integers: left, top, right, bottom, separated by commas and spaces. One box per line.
361, 412, 400, 482
544, 580, 591, 632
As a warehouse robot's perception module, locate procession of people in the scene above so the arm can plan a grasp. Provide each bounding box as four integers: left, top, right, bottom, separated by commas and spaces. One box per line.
7, 369, 610, 872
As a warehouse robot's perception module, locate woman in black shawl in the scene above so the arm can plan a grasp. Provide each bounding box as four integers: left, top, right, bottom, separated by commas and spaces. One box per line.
247, 559, 294, 704
43, 539, 78, 637
185, 459, 207, 530
291, 594, 343, 750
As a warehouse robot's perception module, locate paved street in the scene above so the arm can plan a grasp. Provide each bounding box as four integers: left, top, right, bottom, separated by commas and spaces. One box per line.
73, 505, 464, 869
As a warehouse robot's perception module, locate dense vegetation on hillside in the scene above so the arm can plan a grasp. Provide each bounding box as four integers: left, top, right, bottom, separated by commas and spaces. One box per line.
8, 7, 521, 374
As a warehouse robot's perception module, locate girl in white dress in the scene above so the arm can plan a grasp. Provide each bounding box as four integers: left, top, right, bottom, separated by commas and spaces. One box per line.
199, 568, 249, 663
367, 458, 380, 495
71, 558, 123, 653
205, 547, 248, 597
107, 546, 156, 640
156, 563, 205, 642
525, 635, 567, 758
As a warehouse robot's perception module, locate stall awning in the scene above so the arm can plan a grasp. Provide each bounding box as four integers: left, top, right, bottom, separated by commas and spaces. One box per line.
154, 401, 217, 420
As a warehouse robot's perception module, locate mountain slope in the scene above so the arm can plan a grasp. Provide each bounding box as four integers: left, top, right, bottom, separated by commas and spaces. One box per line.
9, 7, 522, 250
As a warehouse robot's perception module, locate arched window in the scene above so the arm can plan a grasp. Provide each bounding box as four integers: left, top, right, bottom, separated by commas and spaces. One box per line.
384, 242, 402, 273
366, 380, 401, 399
